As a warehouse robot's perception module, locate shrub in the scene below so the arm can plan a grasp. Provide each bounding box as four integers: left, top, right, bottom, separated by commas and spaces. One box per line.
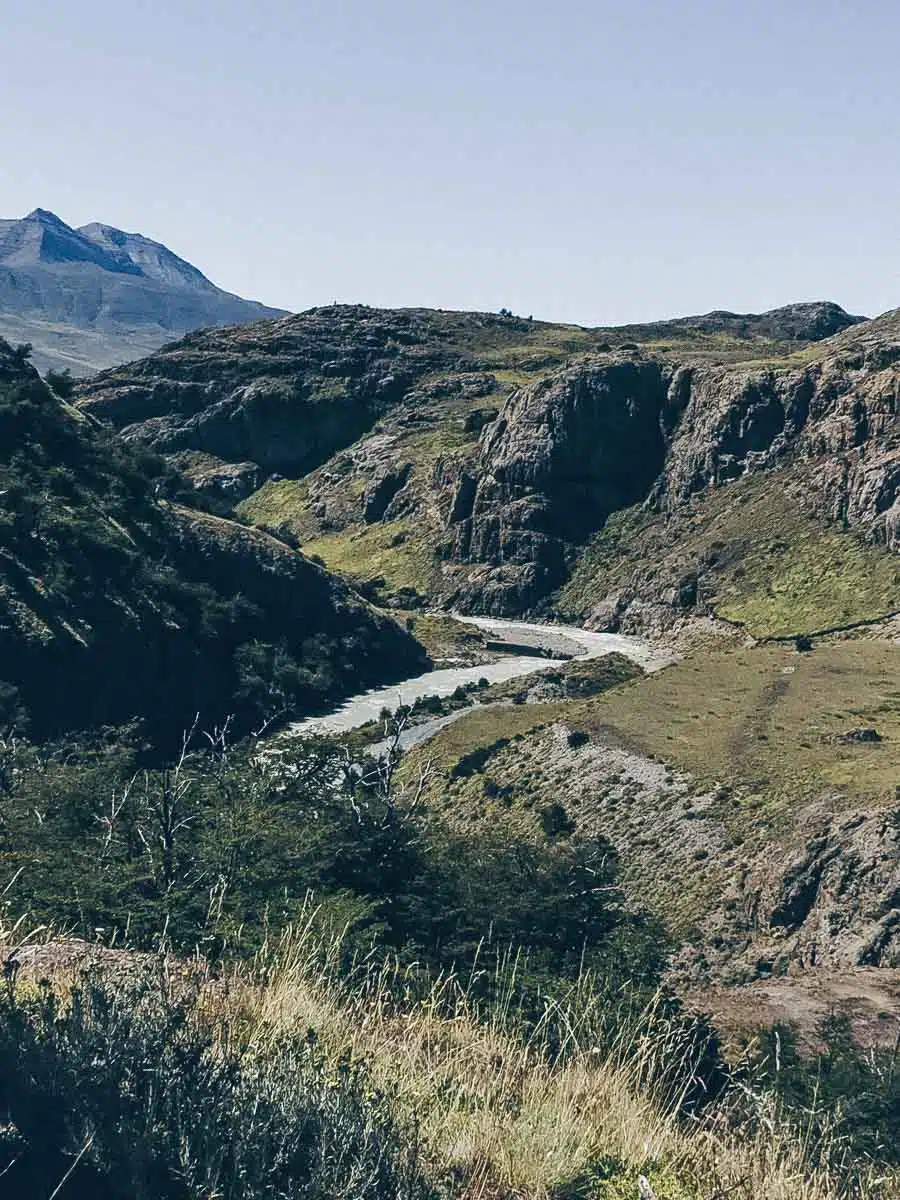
0, 969, 434, 1200
751, 1016, 900, 1170
540, 802, 576, 839
44, 368, 76, 398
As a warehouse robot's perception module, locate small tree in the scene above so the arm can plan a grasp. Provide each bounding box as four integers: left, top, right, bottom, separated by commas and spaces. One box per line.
45, 368, 75, 399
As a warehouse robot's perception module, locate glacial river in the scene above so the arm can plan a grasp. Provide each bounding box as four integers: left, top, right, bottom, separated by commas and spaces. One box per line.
288, 616, 673, 742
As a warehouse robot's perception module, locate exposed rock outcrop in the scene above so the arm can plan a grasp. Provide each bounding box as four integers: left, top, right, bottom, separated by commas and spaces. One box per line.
363, 463, 412, 522
447, 357, 677, 610
447, 310, 900, 613
735, 806, 900, 973
73, 299, 890, 616
660, 311, 900, 512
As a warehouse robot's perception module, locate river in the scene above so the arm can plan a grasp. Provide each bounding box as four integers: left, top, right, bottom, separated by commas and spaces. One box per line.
288, 616, 673, 741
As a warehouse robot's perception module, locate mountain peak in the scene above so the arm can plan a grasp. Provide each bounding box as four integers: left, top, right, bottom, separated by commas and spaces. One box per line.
0, 208, 140, 274
24, 207, 69, 226
0, 208, 288, 375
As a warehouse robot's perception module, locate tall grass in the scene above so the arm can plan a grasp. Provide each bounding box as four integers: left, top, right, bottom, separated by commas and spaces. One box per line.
233, 918, 899, 1200
2, 910, 897, 1199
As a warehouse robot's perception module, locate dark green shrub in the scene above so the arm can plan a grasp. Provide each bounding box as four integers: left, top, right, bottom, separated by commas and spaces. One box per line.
0, 970, 434, 1200
567, 729, 590, 749
539, 802, 576, 839
450, 738, 510, 779
752, 1017, 900, 1170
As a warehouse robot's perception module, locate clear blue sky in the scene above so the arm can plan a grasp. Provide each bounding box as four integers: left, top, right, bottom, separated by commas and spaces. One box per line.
3, 0, 898, 323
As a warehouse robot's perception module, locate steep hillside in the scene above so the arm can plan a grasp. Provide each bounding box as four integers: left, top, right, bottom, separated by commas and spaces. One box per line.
0, 209, 286, 375
552, 309, 900, 632
399, 633, 900, 983
74, 300, 867, 615
0, 340, 426, 743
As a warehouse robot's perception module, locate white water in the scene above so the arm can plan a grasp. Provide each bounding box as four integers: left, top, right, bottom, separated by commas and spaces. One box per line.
289, 616, 673, 739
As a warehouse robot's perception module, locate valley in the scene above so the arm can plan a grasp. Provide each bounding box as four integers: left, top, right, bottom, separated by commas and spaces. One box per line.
289, 614, 672, 739
3, 293, 900, 1198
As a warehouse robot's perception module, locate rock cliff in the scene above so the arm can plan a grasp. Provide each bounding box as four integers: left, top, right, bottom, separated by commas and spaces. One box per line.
448, 310, 900, 615
74, 300, 872, 616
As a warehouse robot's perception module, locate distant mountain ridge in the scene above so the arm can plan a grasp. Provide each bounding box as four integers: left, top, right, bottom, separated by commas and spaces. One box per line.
0, 208, 288, 376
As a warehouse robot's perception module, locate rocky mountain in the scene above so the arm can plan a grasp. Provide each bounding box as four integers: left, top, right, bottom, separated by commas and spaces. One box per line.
73, 298, 875, 619
0, 209, 286, 376
0, 338, 426, 743
451, 309, 900, 617
24, 293, 900, 1109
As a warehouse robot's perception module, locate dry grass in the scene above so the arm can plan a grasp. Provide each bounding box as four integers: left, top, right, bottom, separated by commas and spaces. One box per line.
572, 639, 900, 810
4, 906, 897, 1199
228, 918, 898, 1200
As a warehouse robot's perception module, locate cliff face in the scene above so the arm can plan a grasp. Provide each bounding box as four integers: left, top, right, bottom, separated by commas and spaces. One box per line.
0, 340, 426, 743
446, 358, 676, 610
446, 311, 900, 615
660, 311, 900, 511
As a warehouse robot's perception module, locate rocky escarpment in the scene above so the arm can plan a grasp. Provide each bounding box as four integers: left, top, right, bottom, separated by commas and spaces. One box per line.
73, 307, 554, 487
447, 310, 900, 614
445, 357, 678, 611
660, 309, 900, 516
73, 299, 877, 615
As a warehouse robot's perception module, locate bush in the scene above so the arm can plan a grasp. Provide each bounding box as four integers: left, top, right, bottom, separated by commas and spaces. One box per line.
539, 802, 576, 839
0, 969, 435, 1200
752, 1016, 900, 1170
44, 368, 76, 398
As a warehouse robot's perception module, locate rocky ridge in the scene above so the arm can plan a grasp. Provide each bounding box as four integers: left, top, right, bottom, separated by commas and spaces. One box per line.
73, 300, 876, 619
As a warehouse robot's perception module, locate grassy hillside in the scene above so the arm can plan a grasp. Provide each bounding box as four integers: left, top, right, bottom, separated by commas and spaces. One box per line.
557, 471, 900, 637
396, 629, 900, 984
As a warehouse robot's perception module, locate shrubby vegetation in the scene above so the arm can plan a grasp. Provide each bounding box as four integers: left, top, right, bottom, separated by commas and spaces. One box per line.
751, 1018, 900, 1171
2, 721, 898, 1196
0, 967, 434, 1200
0, 340, 425, 745
0, 726, 668, 994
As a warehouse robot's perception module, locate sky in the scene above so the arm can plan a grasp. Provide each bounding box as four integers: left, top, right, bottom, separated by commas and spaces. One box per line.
3, 0, 898, 324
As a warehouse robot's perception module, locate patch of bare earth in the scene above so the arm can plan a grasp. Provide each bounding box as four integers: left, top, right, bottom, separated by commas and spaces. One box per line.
687, 968, 900, 1055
